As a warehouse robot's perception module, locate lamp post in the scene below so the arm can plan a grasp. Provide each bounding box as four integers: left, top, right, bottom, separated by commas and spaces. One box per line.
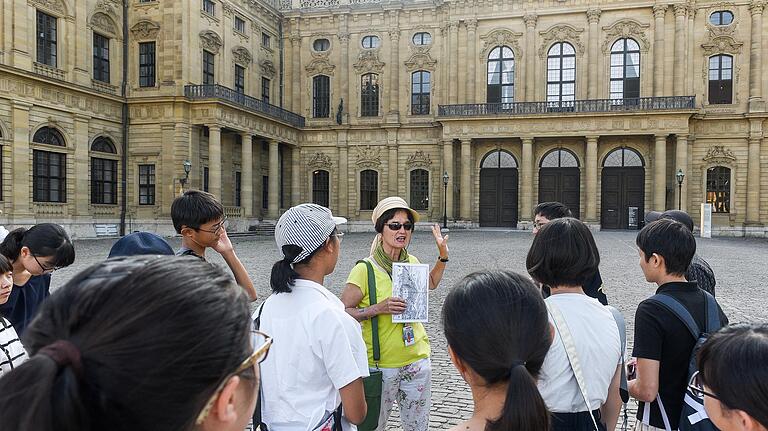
676, 168, 685, 210
180, 160, 192, 191
442, 171, 449, 229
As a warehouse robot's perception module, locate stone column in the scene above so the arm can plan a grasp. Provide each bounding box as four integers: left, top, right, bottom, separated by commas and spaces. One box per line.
466, 19, 478, 103
748, 1, 765, 111
653, 5, 667, 97
284, 35, 293, 110
337, 133, 349, 215
208, 125, 222, 199
388, 26, 400, 117
673, 4, 687, 96
73, 115, 90, 215
654, 135, 667, 211
387, 129, 398, 195
268, 139, 280, 219
161, 124, 175, 211
291, 34, 301, 114
339, 31, 350, 124
675, 134, 688, 212
585, 136, 599, 221
449, 22, 459, 104
11, 101, 31, 216
460, 139, 472, 219
524, 14, 538, 102
240, 133, 253, 217
291, 146, 301, 205
746, 136, 763, 223
442, 139, 454, 219
521, 137, 534, 220
587, 9, 601, 99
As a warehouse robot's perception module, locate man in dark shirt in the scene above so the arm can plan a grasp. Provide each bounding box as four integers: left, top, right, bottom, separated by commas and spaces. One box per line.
630, 219, 728, 430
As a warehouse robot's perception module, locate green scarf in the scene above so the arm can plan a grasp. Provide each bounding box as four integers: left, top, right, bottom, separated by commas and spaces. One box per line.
372, 238, 409, 276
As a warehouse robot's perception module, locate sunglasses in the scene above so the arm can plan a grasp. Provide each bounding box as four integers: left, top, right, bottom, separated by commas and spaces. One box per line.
687, 371, 720, 401
196, 216, 229, 235
386, 222, 414, 231
195, 329, 273, 424
32, 254, 59, 274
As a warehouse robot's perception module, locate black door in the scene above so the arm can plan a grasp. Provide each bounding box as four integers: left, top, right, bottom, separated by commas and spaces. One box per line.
538, 167, 581, 218
479, 168, 519, 227
601, 167, 645, 229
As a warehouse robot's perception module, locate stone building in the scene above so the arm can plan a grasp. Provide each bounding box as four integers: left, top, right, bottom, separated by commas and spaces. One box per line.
1, 0, 767, 237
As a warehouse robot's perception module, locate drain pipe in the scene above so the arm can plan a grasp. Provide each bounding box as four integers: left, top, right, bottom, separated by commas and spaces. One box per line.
119, 0, 129, 236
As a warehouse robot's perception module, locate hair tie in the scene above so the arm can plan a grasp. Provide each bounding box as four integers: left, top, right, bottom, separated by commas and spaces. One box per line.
38, 340, 84, 379
509, 359, 526, 374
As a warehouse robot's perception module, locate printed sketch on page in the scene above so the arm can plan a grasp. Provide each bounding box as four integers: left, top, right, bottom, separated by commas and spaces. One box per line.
391, 263, 430, 323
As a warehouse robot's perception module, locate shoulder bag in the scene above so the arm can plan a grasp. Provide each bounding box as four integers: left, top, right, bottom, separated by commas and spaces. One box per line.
357, 259, 383, 431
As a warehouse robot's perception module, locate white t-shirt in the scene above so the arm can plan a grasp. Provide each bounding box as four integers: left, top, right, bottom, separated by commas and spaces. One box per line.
258, 279, 369, 431
537, 293, 622, 413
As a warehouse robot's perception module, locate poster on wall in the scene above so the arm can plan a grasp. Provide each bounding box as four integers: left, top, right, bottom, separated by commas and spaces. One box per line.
701, 203, 712, 238
391, 263, 430, 323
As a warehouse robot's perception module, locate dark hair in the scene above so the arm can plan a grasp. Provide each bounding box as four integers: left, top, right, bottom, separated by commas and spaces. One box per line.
636, 218, 695, 276
0, 224, 75, 268
533, 202, 572, 220
270, 229, 336, 294
374, 208, 415, 233
697, 324, 768, 427
170, 190, 225, 233
0, 254, 12, 274
0, 256, 253, 431
526, 218, 600, 288
443, 270, 551, 431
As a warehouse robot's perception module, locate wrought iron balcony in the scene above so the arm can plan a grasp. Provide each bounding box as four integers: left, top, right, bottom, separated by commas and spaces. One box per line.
438, 96, 696, 118
184, 84, 305, 128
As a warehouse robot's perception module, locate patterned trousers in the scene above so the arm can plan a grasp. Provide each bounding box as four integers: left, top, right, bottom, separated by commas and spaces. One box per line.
374, 358, 431, 431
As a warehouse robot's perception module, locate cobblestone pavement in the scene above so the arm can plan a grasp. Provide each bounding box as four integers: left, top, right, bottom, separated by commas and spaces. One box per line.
53, 230, 768, 430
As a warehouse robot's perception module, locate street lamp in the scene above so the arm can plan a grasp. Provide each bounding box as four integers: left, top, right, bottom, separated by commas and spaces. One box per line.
180, 160, 192, 190
676, 168, 685, 210
442, 171, 449, 229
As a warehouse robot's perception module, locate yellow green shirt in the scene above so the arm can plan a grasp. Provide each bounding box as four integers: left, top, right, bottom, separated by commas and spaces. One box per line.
346, 256, 431, 368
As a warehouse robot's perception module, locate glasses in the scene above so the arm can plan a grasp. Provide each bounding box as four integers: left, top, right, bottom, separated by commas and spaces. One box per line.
196, 216, 228, 235
195, 329, 273, 425
386, 222, 414, 231
334, 232, 344, 244
688, 371, 720, 401
32, 254, 59, 274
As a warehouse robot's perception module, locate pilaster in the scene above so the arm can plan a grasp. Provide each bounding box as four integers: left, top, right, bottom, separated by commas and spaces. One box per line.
442, 139, 454, 219
653, 5, 667, 97
73, 115, 90, 215
585, 136, 599, 221
586, 9, 601, 99
673, 4, 687, 96
387, 129, 398, 194
521, 137, 534, 220
524, 14, 538, 102
448, 22, 459, 104
291, 146, 300, 205
387, 23, 400, 120
290, 34, 301, 115
675, 134, 688, 211
267, 139, 280, 219
460, 139, 471, 219
466, 19, 478, 103
208, 125, 222, 199
11, 101, 31, 217
654, 134, 668, 211
240, 133, 253, 217
749, 1, 765, 111
336, 131, 349, 216
339, 29, 350, 124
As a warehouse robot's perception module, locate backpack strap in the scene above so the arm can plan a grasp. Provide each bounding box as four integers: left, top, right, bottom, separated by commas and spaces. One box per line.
252, 298, 269, 430
702, 292, 722, 333
647, 293, 701, 341
357, 259, 380, 366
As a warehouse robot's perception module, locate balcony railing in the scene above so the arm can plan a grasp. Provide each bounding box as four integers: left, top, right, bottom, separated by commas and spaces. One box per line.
438, 96, 696, 118
184, 84, 305, 128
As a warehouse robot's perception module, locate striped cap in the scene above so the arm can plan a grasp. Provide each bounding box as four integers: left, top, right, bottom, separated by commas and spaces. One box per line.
275, 204, 347, 263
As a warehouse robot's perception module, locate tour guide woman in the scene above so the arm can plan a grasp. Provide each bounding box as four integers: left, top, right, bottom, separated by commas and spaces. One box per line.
342, 196, 449, 431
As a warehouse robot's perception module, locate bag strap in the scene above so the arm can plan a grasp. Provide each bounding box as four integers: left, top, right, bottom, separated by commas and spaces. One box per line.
357, 259, 380, 365
252, 298, 269, 431
703, 292, 722, 333
606, 305, 629, 431
547, 302, 601, 431
647, 294, 701, 341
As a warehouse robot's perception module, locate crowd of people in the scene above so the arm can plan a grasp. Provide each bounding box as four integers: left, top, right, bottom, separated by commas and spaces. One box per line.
0, 190, 765, 431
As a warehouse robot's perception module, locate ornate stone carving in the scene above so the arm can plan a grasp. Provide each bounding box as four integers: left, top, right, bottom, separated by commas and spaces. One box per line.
523, 13, 538, 28
232, 46, 252, 65
200, 31, 223, 55
601, 19, 651, 53
653, 4, 668, 19
703, 146, 737, 164
353, 50, 385, 73
28, 0, 66, 15
673, 3, 688, 17
222, 3, 234, 17
404, 51, 437, 71
355, 145, 382, 168
308, 152, 333, 169
94, 0, 118, 17
131, 20, 160, 40
406, 151, 432, 169
260, 60, 277, 78
705, 2, 739, 37
90, 12, 118, 37
749, 0, 765, 15
479, 28, 523, 60
305, 53, 336, 75
538, 24, 585, 58
701, 35, 743, 56
466, 19, 478, 32
586, 8, 602, 24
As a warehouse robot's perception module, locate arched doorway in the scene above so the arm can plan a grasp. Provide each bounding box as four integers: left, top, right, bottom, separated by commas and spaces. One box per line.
601, 147, 645, 229
479, 150, 519, 227
538, 149, 581, 218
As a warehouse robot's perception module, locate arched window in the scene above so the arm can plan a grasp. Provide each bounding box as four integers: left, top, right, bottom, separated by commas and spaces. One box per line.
313, 38, 330, 52
362, 35, 380, 49
411, 71, 431, 115
547, 42, 576, 110
603, 147, 644, 167
487, 46, 514, 104
33, 126, 67, 202
33, 127, 65, 146
706, 166, 730, 213
312, 169, 330, 207
410, 169, 429, 210
540, 149, 579, 168
610, 38, 640, 102
361, 73, 379, 117
481, 150, 518, 169
709, 54, 733, 104
412, 32, 431, 46
360, 169, 378, 210
91, 137, 118, 205
313, 75, 330, 118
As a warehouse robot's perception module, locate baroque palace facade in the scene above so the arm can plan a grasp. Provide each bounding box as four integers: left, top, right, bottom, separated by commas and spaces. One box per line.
1, 0, 768, 237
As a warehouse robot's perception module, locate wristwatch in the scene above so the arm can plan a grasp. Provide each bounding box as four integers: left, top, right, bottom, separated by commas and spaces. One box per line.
438, 256, 449, 263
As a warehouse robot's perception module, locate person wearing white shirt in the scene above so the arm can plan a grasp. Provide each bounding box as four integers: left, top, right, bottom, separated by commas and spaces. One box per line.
259, 204, 368, 431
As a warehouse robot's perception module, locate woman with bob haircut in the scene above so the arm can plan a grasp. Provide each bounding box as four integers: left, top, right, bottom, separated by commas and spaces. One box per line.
693, 323, 768, 431
0, 256, 267, 431
527, 217, 623, 431
442, 270, 552, 431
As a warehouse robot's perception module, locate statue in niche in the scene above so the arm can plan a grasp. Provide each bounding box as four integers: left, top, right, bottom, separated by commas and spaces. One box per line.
336, 98, 344, 125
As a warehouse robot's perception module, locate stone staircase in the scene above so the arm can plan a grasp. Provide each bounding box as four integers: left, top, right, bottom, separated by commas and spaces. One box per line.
250, 221, 276, 236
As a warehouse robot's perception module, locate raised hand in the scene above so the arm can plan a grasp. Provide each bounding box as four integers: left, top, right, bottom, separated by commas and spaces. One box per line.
431, 224, 449, 259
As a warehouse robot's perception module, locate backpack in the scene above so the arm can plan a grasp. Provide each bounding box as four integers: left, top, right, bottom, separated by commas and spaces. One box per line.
645, 292, 723, 431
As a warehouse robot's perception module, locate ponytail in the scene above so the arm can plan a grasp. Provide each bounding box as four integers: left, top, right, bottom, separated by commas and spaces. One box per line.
270, 245, 302, 293
0, 224, 74, 268
489, 363, 550, 431
0, 228, 26, 261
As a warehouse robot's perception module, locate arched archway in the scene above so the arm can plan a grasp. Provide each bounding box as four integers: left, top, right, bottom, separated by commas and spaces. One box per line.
479, 149, 518, 227
538, 149, 581, 218
601, 147, 645, 229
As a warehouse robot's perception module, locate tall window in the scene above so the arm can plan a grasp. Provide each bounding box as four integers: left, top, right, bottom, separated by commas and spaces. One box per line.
610, 38, 640, 101
312, 170, 330, 207
360, 170, 378, 210
234, 16, 246, 33
203, 166, 209, 192
139, 42, 156, 87
93, 33, 110, 83
36, 11, 57, 67
262, 175, 268, 209
91, 137, 117, 205
547, 42, 576, 109
235, 171, 242, 207
361, 73, 379, 117
706, 166, 731, 213
202, 50, 215, 85
262, 77, 270, 104
32, 127, 67, 203
411, 71, 431, 115
262, 32, 271, 48
709, 54, 733, 104
487, 46, 514, 104
202, 0, 215, 15
234, 64, 245, 93
138, 164, 155, 205
313, 75, 330, 118
410, 169, 429, 210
